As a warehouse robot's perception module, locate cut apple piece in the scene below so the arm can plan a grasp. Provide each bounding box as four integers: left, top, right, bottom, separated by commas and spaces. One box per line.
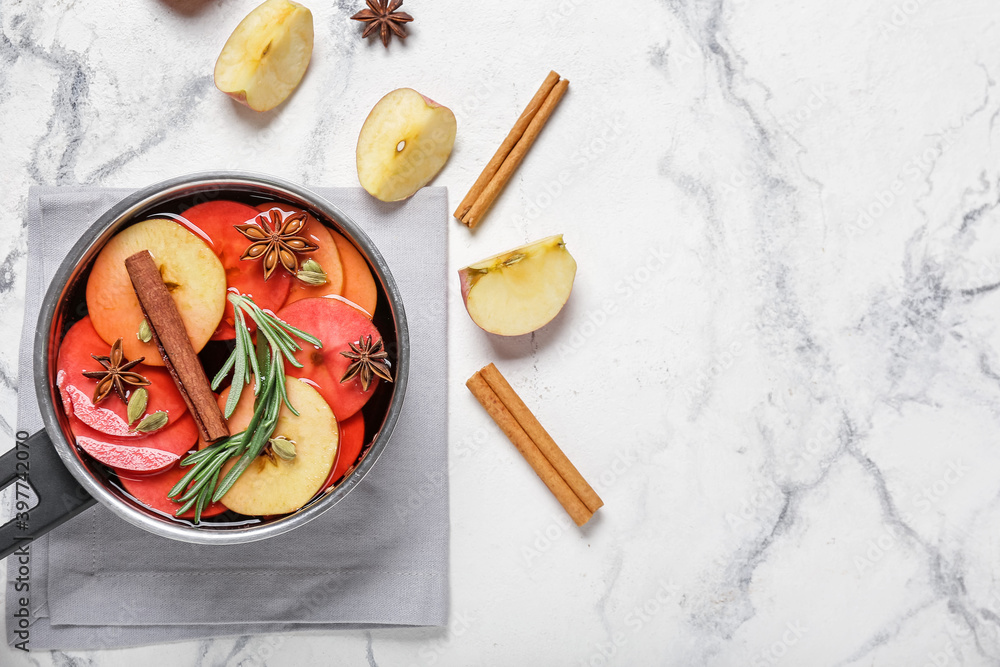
77, 437, 179, 473
356, 88, 457, 202
120, 463, 228, 519
56, 317, 188, 434
252, 203, 345, 304
321, 411, 364, 491
459, 235, 577, 336
216, 378, 338, 516
277, 297, 387, 420
86, 219, 227, 365
180, 200, 292, 339
69, 411, 199, 459
214, 0, 314, 112
61, 383, 133, 437
331, 231, 378, 317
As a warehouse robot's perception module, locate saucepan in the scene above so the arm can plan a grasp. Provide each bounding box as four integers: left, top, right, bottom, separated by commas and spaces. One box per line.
0, 172, 408, 558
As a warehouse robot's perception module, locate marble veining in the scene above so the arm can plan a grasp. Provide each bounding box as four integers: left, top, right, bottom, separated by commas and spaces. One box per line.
4, 0, 1000, 664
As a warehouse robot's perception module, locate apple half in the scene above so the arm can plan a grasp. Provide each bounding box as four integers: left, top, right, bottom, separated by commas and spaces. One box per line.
214, 0, 314, 112
459, 235, 577, 336
356, 88, 457, 202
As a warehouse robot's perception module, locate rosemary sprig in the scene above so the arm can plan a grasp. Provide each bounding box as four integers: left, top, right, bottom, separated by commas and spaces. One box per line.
166, 293, 321, 522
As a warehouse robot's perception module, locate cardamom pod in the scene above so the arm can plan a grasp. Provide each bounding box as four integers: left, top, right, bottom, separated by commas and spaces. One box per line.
269, 436, 297, 461
127, 388, 148, 425
135, 410, 169, 433
137, 319, 153, 343
296, 259, 328, 286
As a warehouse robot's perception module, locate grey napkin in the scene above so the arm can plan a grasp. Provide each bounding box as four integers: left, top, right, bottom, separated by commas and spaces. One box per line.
5, 186, 449, 650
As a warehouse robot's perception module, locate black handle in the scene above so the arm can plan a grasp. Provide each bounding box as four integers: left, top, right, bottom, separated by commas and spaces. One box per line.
0, 430, 96, 560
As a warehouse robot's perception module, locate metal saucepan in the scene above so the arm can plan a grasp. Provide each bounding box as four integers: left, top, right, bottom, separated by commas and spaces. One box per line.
0, 172, 409, 557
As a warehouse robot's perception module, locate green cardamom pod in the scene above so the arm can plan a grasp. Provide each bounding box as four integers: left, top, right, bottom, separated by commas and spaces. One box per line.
296, 259, 328, 286
137, 319, 153, 343
135, 410, 169, 433
127, 388, 148, 425
269, 437, 297, 461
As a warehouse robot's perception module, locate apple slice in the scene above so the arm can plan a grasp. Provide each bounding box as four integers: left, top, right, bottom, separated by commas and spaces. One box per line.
277, 297, 387, 419
252, 203, 345, 304
77, 437, 179, 473
356, 88, 457, 202
331, 231, 378, 316
216, 377, 338, 516
60, 383, 135, 437
120, 463, 228, 519
214, 0, 314, 112
56, 317, 188, 434
69, 411, 199, 458
321, 412, 364, 491
180, 200, 292, 339
459, 235, 577, 336
86, 219, 227, 365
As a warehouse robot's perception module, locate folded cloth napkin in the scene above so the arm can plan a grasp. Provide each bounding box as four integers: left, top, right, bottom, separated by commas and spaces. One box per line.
5, 186, 449, 650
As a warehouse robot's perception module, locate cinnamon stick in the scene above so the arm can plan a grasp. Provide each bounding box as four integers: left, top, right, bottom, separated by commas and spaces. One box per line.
479, 363, 603, 513
124, 250, 229, 443
453, 71, 561, 222
463, 78, 569, 228
466, 369, 595, 527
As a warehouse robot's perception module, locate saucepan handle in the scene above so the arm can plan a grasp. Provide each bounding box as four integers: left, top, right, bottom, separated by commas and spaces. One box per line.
0, 430, 96, 560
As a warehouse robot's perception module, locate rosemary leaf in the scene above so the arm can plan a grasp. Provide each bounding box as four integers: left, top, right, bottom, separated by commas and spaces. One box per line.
277, 321, 322, 348
256, 328, 270, 380
247, 333, 261, 397
212, 347, 238, 390
225, 319, 248, 418
251, 313, 297, 355
195, 468, 220, 523
235, 306, 259, 394
175, 496, 198, 516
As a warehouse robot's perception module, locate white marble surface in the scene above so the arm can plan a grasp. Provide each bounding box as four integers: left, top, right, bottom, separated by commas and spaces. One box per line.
3, 0, 1000, 664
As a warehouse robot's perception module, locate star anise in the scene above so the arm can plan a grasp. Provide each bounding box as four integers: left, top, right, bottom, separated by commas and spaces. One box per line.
235, 208, 318, 281
340, 335, 393, 391
81, 338, 150, 405
351, 0, 413, 49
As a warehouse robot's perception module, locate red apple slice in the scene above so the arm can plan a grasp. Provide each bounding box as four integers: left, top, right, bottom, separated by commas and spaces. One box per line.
56, 317, 188, 436
253, 203, 345, 305
179, 201, 292, 340
277, 297, 387, 420
331, 232, 378, 317
77, 437, 179, 473
321, 412, 364, 491
60, 382, 134, 437
68, 411, 199, 458
119, 463, 228, 519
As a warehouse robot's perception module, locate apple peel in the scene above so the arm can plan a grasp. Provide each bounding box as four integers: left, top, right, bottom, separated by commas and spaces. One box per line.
76, 436, 180, 473
61, 383, 138, 438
